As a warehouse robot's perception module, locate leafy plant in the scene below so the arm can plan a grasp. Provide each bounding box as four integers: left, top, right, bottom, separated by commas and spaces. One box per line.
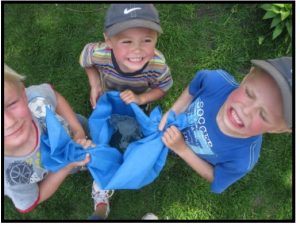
258, 3, 292, 54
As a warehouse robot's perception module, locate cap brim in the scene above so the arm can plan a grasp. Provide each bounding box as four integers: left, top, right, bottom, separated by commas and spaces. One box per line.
105, 19, 163, 37
251, 59, 292, 128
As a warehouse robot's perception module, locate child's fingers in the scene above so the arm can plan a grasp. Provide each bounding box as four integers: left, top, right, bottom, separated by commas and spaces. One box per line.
80, 153, 91, 165
85, 140, 96, 148
162, 134, 170, 146
90, 97, 96, 109
162, 129, 173, 144
121, 90, 136, 98
165, 126, 178, 139
121, 94, 136, 104
121, 90, 133, 99
76, 138, 95, 149
162, 132, 177, 150
158, 122, 164, 131
158, 117, 166, 131
122, 96, 132, 103
163, 126, 182, 146
120, 90, 129, 98
120, 91, 128, 102
84, 153, 90, 161
159, 112, 169, 131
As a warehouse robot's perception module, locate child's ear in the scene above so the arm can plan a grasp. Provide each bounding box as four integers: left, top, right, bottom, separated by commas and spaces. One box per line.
286, 128, 292, 133
103, 33, 112, 48
268, 128, 292, 134
20, 85, 28, 102
241, 67, 256, 84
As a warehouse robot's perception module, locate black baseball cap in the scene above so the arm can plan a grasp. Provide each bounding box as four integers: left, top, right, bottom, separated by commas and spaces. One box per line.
104, 4, 163, 37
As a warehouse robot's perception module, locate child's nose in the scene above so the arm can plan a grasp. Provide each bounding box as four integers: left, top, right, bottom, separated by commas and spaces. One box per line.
243, 102, 258, 116
132, 42, 142, 52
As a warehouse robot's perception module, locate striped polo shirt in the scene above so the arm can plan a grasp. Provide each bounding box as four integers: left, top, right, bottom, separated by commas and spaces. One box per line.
79, 42, 173, 94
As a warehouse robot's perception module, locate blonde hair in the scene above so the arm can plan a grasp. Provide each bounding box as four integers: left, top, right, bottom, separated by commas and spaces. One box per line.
4, 64, 26, 89
249, 66, 265, 75
242, 66, 270, 83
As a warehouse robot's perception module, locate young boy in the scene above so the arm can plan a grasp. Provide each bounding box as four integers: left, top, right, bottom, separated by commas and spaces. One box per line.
4, 64, 92, 213
159, 57, 292, 193
79, 3, 173, 110
79, 4, 173, 220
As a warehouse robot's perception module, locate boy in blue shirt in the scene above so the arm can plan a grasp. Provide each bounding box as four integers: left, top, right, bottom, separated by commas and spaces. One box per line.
159, 57, 292, 193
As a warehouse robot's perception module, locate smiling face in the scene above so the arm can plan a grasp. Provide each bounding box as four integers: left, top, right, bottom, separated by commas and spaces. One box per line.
217, 67, 289, 138
4, 81, 34, 155
104, 27, 158, 73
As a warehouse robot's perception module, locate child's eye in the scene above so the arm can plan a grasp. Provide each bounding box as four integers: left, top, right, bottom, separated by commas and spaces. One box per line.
6, 100, 18, 109
121, 40, 131, 44
260, 110, 268, 122
144, 39, 153, 43
245, 88, 254, 99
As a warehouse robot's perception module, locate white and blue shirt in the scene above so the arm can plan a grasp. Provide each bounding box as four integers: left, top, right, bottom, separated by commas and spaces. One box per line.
182, 70, 262, 193
4, 84, 69, 212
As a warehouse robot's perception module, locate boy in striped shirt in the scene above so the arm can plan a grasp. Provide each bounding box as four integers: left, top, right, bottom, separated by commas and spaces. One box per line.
80, 4, 173, 110
80, 4, 173, 220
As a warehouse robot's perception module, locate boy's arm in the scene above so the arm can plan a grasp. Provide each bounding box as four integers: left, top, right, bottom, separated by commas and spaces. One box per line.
162, 126, 214, 182
54, 90, 86, 141
137, 87, 166, 104
120, 88, 165, 105
85, 66, 102, 109
38, 154, 90, 204
177, 146, 214, 182
168, 87, 193, 114
159, 87, 193, 130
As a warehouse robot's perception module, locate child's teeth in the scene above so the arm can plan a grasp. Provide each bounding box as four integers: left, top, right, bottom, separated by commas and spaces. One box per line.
232, 109, 242, 125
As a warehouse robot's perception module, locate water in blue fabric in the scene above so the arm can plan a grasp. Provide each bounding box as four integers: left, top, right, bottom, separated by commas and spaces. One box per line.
89, 91, 189, 189
41, 91, 189, 190
109, 114, 143, 153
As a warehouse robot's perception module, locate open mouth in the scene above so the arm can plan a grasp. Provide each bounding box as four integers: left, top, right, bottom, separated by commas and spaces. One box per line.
128, 57, 144, 63
228, 107, 244, 128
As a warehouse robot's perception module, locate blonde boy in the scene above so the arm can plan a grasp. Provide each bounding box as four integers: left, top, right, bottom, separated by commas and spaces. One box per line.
80, 4, 173, 220
80, 4, 173, 109
4, 64, 91, 213
159, 57, 292, 193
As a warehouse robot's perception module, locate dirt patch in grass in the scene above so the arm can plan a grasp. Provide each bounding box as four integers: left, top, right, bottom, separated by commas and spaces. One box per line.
196, 5, 217, 18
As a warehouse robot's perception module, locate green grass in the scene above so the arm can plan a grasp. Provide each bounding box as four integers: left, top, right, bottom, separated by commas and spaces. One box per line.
3, 3, 293, 221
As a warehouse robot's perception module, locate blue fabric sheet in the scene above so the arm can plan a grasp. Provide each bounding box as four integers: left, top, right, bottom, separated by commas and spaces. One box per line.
41, 91, 188, 190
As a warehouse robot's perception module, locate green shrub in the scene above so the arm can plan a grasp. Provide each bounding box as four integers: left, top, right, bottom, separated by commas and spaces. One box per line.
258, 3, 292, 54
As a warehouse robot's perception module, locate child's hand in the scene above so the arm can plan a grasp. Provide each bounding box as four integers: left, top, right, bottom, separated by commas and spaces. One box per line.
75, 137, 96, 149
159, 111, 170, 131
72, 129, 86, 142
120, 90, 143, 105
162, 125, 188, 156
68, 153, 91, 170
90, 86, 103, 109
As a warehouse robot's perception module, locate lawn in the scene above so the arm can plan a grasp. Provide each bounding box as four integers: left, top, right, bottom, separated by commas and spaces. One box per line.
3, 3, 293, 221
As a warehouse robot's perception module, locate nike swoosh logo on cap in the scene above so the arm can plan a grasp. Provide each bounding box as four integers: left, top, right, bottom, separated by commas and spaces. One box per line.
124, 7, 142, 14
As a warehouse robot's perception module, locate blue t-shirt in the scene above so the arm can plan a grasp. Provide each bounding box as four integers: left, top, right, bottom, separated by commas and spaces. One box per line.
182, 70, 262, 193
